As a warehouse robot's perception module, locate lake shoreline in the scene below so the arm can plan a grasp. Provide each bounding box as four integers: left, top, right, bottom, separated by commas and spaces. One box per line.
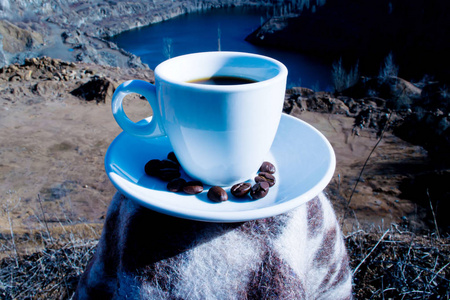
0, 1, 275, 69
106, 6, 333, 90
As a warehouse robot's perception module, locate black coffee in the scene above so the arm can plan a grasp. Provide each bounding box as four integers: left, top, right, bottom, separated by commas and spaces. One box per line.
188, 76, 257, 85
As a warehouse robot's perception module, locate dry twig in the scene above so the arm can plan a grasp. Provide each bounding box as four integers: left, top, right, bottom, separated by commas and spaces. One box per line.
352, 229, 389, 276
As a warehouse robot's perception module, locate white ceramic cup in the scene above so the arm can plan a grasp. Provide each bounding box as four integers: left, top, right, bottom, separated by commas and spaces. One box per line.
111, 51, 287, 186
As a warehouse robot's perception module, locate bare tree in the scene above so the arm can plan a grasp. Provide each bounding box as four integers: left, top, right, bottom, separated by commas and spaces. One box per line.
332, 58, 359, 93
379, 52, 399, 79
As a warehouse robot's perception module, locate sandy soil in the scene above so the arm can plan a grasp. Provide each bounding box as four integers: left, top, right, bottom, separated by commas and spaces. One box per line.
0, 61, 154, 241
0, 60, 432, 250
292, 110, 430, 233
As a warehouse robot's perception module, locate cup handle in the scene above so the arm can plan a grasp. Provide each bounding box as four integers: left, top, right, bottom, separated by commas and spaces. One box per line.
111, 80, 165, 138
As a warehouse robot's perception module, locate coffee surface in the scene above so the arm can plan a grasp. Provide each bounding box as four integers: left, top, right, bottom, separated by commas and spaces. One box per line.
188, 76, 256, 85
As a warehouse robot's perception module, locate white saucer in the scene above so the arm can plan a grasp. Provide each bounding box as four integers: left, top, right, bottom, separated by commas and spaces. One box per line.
104, 114, 336, 222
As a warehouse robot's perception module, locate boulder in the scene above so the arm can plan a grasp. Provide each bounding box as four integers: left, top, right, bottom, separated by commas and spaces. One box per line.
71, 76, 115, 103
75, 192, 353, 299
342, 76, 421, 110
287, 86, 315, 97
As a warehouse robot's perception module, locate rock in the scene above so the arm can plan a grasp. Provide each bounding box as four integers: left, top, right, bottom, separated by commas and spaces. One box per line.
341, 76, 422, 110
31, 81, 62, 97
285, 88, 352, 115
330, 98, 349, 114
71, 76, 115, 103
304, 92, 333, 113
287, 86, 315, 97
0, 20, 43, 53
61, 31, 81, 45
9, 74, 21, 81
75, 192, 352, 299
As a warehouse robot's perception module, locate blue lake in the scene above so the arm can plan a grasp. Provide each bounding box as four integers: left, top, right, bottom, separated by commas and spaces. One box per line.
108, 7, 332, 90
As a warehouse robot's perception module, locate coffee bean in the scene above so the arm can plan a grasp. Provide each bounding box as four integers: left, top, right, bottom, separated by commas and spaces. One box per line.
183, 181, 204, 194
259, 161, 276, 174
230, 182, 252, 198
250, 182, 270, 200
207, 186, 228, 202
167, 152, 180, 165
145, 159, 162, 176
158, 168, 181, 181
160, 159, 179, 170
145, 154, 273, 202
255, 172, 276, 187
167, 178, 186, 192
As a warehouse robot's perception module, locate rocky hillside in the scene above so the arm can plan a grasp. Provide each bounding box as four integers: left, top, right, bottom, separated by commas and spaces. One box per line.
0, 0, 271, 69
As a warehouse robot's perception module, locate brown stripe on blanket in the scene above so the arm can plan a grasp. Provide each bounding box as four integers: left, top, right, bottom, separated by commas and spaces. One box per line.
317, 261, 338, 292
330, 254, 352, 289
313, 226, 338, 267
307, 196, 324, 239
246, 251, 306, 299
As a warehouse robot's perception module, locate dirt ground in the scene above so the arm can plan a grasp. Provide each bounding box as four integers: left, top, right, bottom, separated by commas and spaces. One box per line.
293, 110, 430, 233
0, 61, 154, 250
0, 60, 433, 256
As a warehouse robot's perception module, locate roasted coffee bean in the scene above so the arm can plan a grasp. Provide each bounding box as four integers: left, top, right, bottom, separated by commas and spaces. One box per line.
259, 161, 276, 174
167, 152, 180, 165
167, 178, 186, 192
230, 182, 252, 198
183, 181, 204, 194
160, 159, 179, 170
145, 159, 162, 176
255, 172, 276, 187
158, 168, 181, 181
207, 186, 228, 202
250, 182, 270, 200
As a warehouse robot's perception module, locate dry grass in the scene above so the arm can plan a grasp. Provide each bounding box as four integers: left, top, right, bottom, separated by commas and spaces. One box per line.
347, 227, 450, 299
0, 238, 97, 299
0, 192, 101, 299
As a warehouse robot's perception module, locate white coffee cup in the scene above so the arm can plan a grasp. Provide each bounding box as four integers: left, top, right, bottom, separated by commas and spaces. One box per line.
111, 51, 287, 186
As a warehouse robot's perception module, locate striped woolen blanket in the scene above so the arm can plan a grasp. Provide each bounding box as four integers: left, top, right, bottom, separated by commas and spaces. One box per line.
75, 192, 352, 299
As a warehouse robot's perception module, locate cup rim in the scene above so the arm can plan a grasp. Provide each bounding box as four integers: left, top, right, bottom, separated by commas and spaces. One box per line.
154, 51, 288, 91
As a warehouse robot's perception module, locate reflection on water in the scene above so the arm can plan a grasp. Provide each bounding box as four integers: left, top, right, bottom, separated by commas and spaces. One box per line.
108, 7, 332, 90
